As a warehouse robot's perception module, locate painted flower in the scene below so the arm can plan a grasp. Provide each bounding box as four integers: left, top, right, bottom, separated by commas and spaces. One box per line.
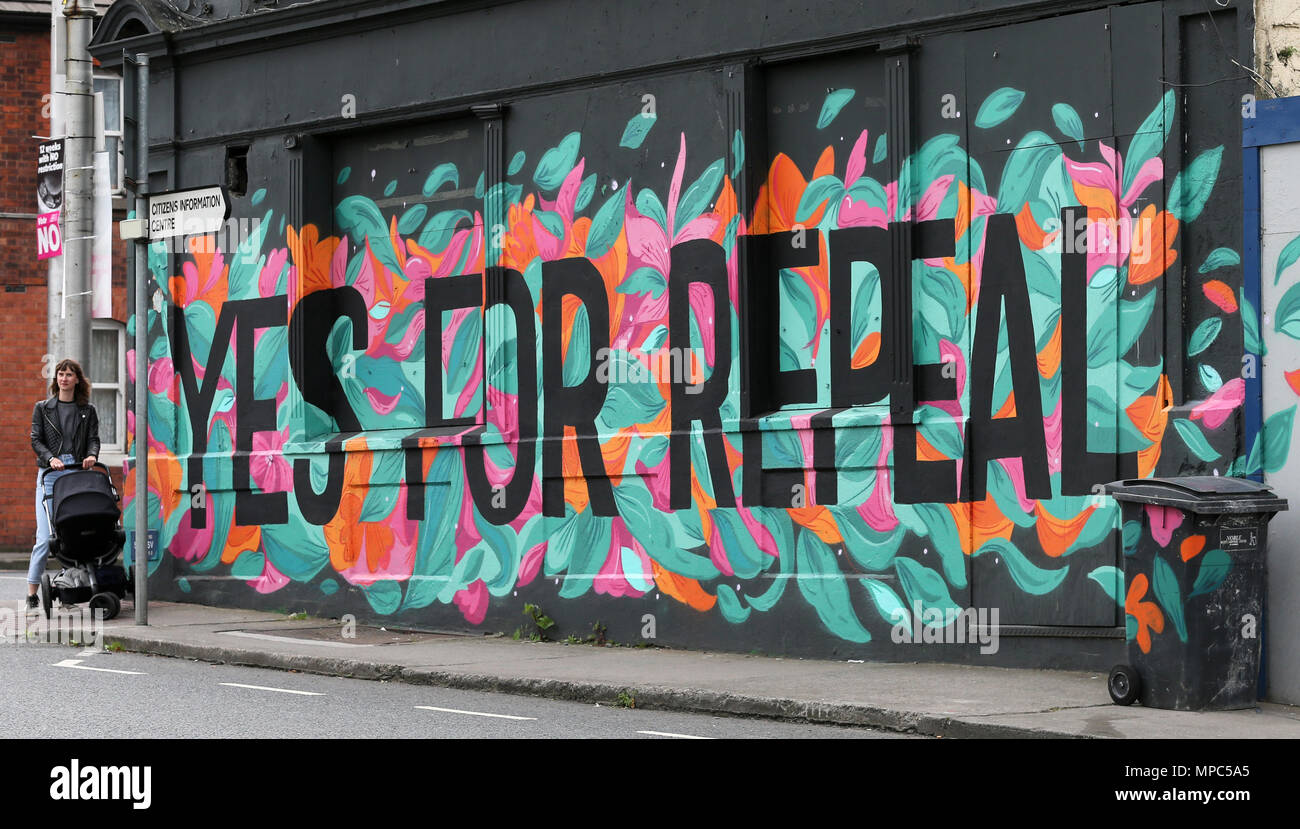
1125, 572, 1166, 654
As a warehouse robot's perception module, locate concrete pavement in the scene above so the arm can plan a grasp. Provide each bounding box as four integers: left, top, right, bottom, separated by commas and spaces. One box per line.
2, 573, 1297, 738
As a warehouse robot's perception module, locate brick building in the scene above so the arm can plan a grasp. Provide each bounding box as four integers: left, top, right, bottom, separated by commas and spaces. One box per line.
1, 0, 127, 550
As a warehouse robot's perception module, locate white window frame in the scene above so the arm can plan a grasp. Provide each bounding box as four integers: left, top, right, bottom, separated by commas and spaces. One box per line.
91, 319, 127, 460
93, 72, 125, 196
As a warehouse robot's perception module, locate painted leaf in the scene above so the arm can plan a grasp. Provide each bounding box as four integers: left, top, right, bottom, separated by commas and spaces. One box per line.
508, 150, 525, 176
975, 87, 1025, 129
1088, 565, 1125, 606
534, 208, 564, 239
383, 180, 397, 197
1198, 363, 1223, 393
533, 131, 581, 191
1203, 279, 1238, 313
1240, 290, 1267, 356
816, 88, 856, 130
1275, 281, 1300, 340
795, 530, 871, 642
422, 162, 458, 197
585, 190, 625, 259
1275, 232, 1300, 286
894, 557, 963, 623
1166, 146, 1223, 223
575, 174, 597, 213
731, 129, 744, 177
1189, 548, 1232, 597
1198, 247, 1240, 274
1152, 556, 1188, 642
1123, 90, 1175, 195
1186, 317, 1221, 356
715, 586, 751, 623
872, 133, 887, 164
675, 158, 725, 231
1118, 289, 1158, 358
397, 203, 428, 236
973, 537, 1068, 596
619, 112, 657, 149
1172, 419, 1218, 462
562, 305, 591, 387
1263, 405, 1297, 474
862, 579, 910, 635
616, 266, 667, 299
796, 175, 844, 223
1051, 102, 1085, 151
1123, 520, 1141, 555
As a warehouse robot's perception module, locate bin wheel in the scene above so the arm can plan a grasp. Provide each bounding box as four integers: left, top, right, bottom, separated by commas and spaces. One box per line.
89, 592, 120, 622
39, 574, 52, 619
1108, 664, 1140, 706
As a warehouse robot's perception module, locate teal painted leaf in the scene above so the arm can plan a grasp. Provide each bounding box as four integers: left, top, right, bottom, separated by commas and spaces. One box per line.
585, 190, 625, 259
1198, 248, 1240, 274
1199, 363, 1223, 393
1263, 405, 1297, 474
795, 530, 871, 642
620, 112, 657, 149
320, 579, 338, 596
973, 537, 1068, 596
997, 133, 1061, 213
831, 506, 901, 572
1123, 520, 1141, 555
872, 133, 887, 164
250, 188, 267, 206
562, 305, 591, 387
334, 195, 403, 280
383, 180, 397, 197
474, 172, 485, 199
1123, 90, 1175, 195
1087, 312, 1118, 368
637, 188, 667, 229
862, 579, 910, 635
534, 208, 564, 239
732, 129, 745, 177
894, 557, 962, 623
796, 175, 843, 223
533, 131, 581, 191
911, 502, 966, 589
362, 581, 403, 615
1166, 146, 1223, 223
1275, 232, 1300, 285
336, 167, 351, 185
422, 163, 458, 198
1088, 566, 1125, 607
1276, 281, 1300, 340
1051, 103, 1085, 151
616, 266, 667, 299
575, 174, 597, 213
975, 87, 1025, 129
397, 203, 428, 236
1187, 317, 1221, 356
1245, 431, 1263, 475
817, 88, 856, 130
710, 509, 765, 579
1172, 419, 1218, 462
419, 209, 472, 253
1152, 556, 1188, 642
1241, 290, 1267, 356
1118, 289, 1157, 357
715, 586, 751, 623
917, 406, 963, 460
1190, 549, 1232, 598
675, 158, 725, 230
508, 151, 525, 176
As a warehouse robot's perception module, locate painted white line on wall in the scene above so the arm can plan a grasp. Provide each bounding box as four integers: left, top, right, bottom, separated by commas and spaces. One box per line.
219, 682, 325, 696
636, 730, 713, 739
219, 630, 370, 649
415, 705, 536, 721
52, 659, 145, 675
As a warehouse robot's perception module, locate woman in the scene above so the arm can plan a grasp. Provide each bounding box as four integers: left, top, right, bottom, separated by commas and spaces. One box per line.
27, 359, 100, 610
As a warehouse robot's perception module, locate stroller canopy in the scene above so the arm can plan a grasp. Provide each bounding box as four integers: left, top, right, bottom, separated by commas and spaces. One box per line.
50, 470, 121, 527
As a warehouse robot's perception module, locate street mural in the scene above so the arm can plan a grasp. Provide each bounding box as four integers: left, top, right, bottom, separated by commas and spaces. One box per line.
121, 83, 1268, 653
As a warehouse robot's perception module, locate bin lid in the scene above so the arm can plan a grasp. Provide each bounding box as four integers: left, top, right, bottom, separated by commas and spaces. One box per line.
1103, 476, 1289, 514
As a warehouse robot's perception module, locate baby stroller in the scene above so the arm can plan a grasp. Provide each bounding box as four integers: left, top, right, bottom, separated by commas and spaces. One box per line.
37, 463, 130, 621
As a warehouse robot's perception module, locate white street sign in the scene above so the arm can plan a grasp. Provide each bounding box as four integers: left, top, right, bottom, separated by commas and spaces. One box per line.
147, 185, 230, 240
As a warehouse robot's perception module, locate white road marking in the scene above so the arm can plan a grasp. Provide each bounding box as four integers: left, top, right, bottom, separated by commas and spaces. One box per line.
219, 682, 325, 696
637, 730, 713, 739
52, 658, 144, 675
219, 630, 370, 649
415, 705, 536, 721
0, 575, 32, 580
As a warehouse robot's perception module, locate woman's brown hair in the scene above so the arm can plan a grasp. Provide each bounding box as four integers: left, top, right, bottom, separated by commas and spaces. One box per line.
49, 358, 92, 406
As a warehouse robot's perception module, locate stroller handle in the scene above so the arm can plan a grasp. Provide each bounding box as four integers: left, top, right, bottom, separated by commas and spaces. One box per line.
39, 460, 112, 485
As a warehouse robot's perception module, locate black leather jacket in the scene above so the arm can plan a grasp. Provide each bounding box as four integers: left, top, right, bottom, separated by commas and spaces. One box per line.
30, 398, 101, 468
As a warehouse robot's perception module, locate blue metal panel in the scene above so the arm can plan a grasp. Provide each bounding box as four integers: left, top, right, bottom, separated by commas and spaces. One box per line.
1243, 96, 1300, 148
1242, 143, 1263, 482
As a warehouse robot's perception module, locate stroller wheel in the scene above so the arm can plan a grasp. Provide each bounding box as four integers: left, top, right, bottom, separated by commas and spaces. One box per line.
39, 574, 52, 619
89, 592, 121, 622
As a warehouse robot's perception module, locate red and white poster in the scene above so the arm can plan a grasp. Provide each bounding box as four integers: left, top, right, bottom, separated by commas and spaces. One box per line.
36, 212, 62, 260
36, 139, 63, 260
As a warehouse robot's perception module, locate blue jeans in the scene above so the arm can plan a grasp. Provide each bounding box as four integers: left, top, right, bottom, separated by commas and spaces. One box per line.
29, 454, 76, 585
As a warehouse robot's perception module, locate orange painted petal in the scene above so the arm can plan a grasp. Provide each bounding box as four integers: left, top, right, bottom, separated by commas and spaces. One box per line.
1072, 182, 1118, 219
1203, 279, 1238, 313
651, 560, 717, 611
915, 431, 949, 462
955, 181, 971, 242
993, 391, 1017, 420
1125, 572, 1150, 612
788, 505, 843, 544
947, 496, 1014, 555
852, 331, 881, 369
1037, 317, 1062, 379
813, 145, 835, 180
221, 522, 262, 565
1034, 502, 1095, 557
1180, 534, 1207, 562
1016, 203, 1049, 250
1287, 369, 1300, 396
